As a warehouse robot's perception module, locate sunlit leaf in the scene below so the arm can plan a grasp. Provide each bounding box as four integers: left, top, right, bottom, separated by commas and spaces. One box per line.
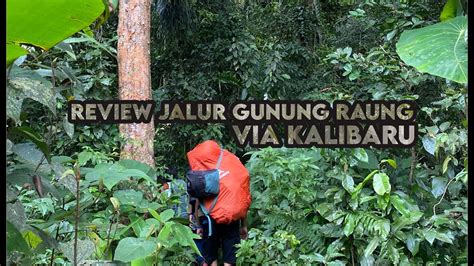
7, 0, 106, 64
396, 16, 467, 84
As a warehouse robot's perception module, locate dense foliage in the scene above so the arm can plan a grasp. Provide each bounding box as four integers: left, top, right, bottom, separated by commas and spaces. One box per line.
6, 0, 467, 265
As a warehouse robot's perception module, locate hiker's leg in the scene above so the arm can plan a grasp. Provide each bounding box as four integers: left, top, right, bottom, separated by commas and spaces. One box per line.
221, 220, 240, 266
202, 261, 217, 266
200, 216, 218, 265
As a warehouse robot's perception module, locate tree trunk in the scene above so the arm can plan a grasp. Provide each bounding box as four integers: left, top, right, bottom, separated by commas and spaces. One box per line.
117, 0, 155, 167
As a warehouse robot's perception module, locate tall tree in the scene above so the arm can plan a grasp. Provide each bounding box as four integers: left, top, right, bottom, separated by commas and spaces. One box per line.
117, 0, 155, 167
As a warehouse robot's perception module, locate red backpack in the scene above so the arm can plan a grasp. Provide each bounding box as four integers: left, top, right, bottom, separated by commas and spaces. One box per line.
187, 140, 251, 225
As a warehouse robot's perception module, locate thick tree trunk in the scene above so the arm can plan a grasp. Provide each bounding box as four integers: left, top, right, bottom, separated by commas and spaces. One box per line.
117, 0, 155, 167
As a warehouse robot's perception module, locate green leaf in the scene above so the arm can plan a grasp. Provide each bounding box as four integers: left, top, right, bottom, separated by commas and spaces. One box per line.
7, 221, 30, 255
422, 136, 436, 155
58, 239, 95, 265
7, 44, 28, 65
354, 148, 368, 163
7, 139, 14, 155
396, 16, 467, 84
315, 203, 331, 217
147, 208, 161, 221
352, 170, 379, 198
160, 209, 175, 223
364, 237, 380, 257
343, 214, 356, 236
85, 163, 151, 190
114, 237, 157, 262
110, 197, 120, 210
424, 230, 436, 245
435, 230, 454, 244
376, 194, 390, 211
342, 174, 354, 193
431, 177, 446, 198
118, 159, 156, 181
442, 156, 451, 174
77, 151, 93, 166
390, 195, 410, 216
55, 41, 76, 60
122, 169, 154, 183
380, 159, 397, 169
11, 143, 46, 167
22, 230, 43, 249
373, 219, 390, 238
110, 0, 119, 10
7, 66, 56, 124
356, 150, 379, 170
9, 126, 51, 163
406, 234, 420, 255
406, 210, 424, 224
140, 219, 160, 238
386, 29, 397, 41
7, 198, 27, 232
348, 70, 360, 81
115, 219, 141, 239
114, 190, 144, 206
439, 121, 451, 131
172, 223, 201, 255
157, 222, 172, 241
63, 115, 75, 139
373, 173, 391, 195
131, 255, 156, 266
7, 0, 106, 64
327, 261, 345, 266
440, 0, 458, 21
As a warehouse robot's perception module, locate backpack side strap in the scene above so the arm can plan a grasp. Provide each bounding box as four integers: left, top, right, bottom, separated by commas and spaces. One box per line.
199, 195, 219, 236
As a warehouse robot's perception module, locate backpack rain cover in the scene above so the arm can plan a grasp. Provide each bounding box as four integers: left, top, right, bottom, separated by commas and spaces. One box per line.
187, 140, 251, 224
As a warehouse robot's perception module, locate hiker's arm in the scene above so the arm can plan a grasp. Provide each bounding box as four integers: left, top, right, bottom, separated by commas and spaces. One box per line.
239, 214, 248, 240
194, 199, 203, 237
194, 199, 201, 226
240, 214, 247, 228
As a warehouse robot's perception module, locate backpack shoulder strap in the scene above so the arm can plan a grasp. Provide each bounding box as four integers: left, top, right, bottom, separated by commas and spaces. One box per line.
216, 148, 224, 169
199, 195, 219, 236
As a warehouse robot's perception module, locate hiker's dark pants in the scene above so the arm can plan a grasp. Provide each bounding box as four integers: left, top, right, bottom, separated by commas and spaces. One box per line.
199, 216, 240, 265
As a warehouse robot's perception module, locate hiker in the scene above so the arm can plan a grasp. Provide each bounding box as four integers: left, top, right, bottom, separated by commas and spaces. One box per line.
189, 195, 205, 265
157, 167, 189, 218
194, 200, 248, 266
186, 140, 251, 266
158, 167, 208, 264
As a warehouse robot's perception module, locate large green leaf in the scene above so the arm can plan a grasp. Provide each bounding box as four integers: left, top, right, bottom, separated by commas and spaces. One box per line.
7, 44, 28, 65
58, 239, 95, 265
7, 221, 30, 255
373, 173, 391, 195
172, 222, 202, 255
7, 65, 56, 123
364, 237, 381, 257
85, 163, 152, 190
7, 194, 27, 232
114, 237, 157, 262
7, 0, 105, 64
396, 16, 467, 84
114, 190, 144, 206
9, 126, 51, 163
118, 159, 156, 181
11, 143, 47, 168
160, 209, 175, 223
343, 214, 356, 236
440, 0, 463, 22
131, 256, 156, 266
